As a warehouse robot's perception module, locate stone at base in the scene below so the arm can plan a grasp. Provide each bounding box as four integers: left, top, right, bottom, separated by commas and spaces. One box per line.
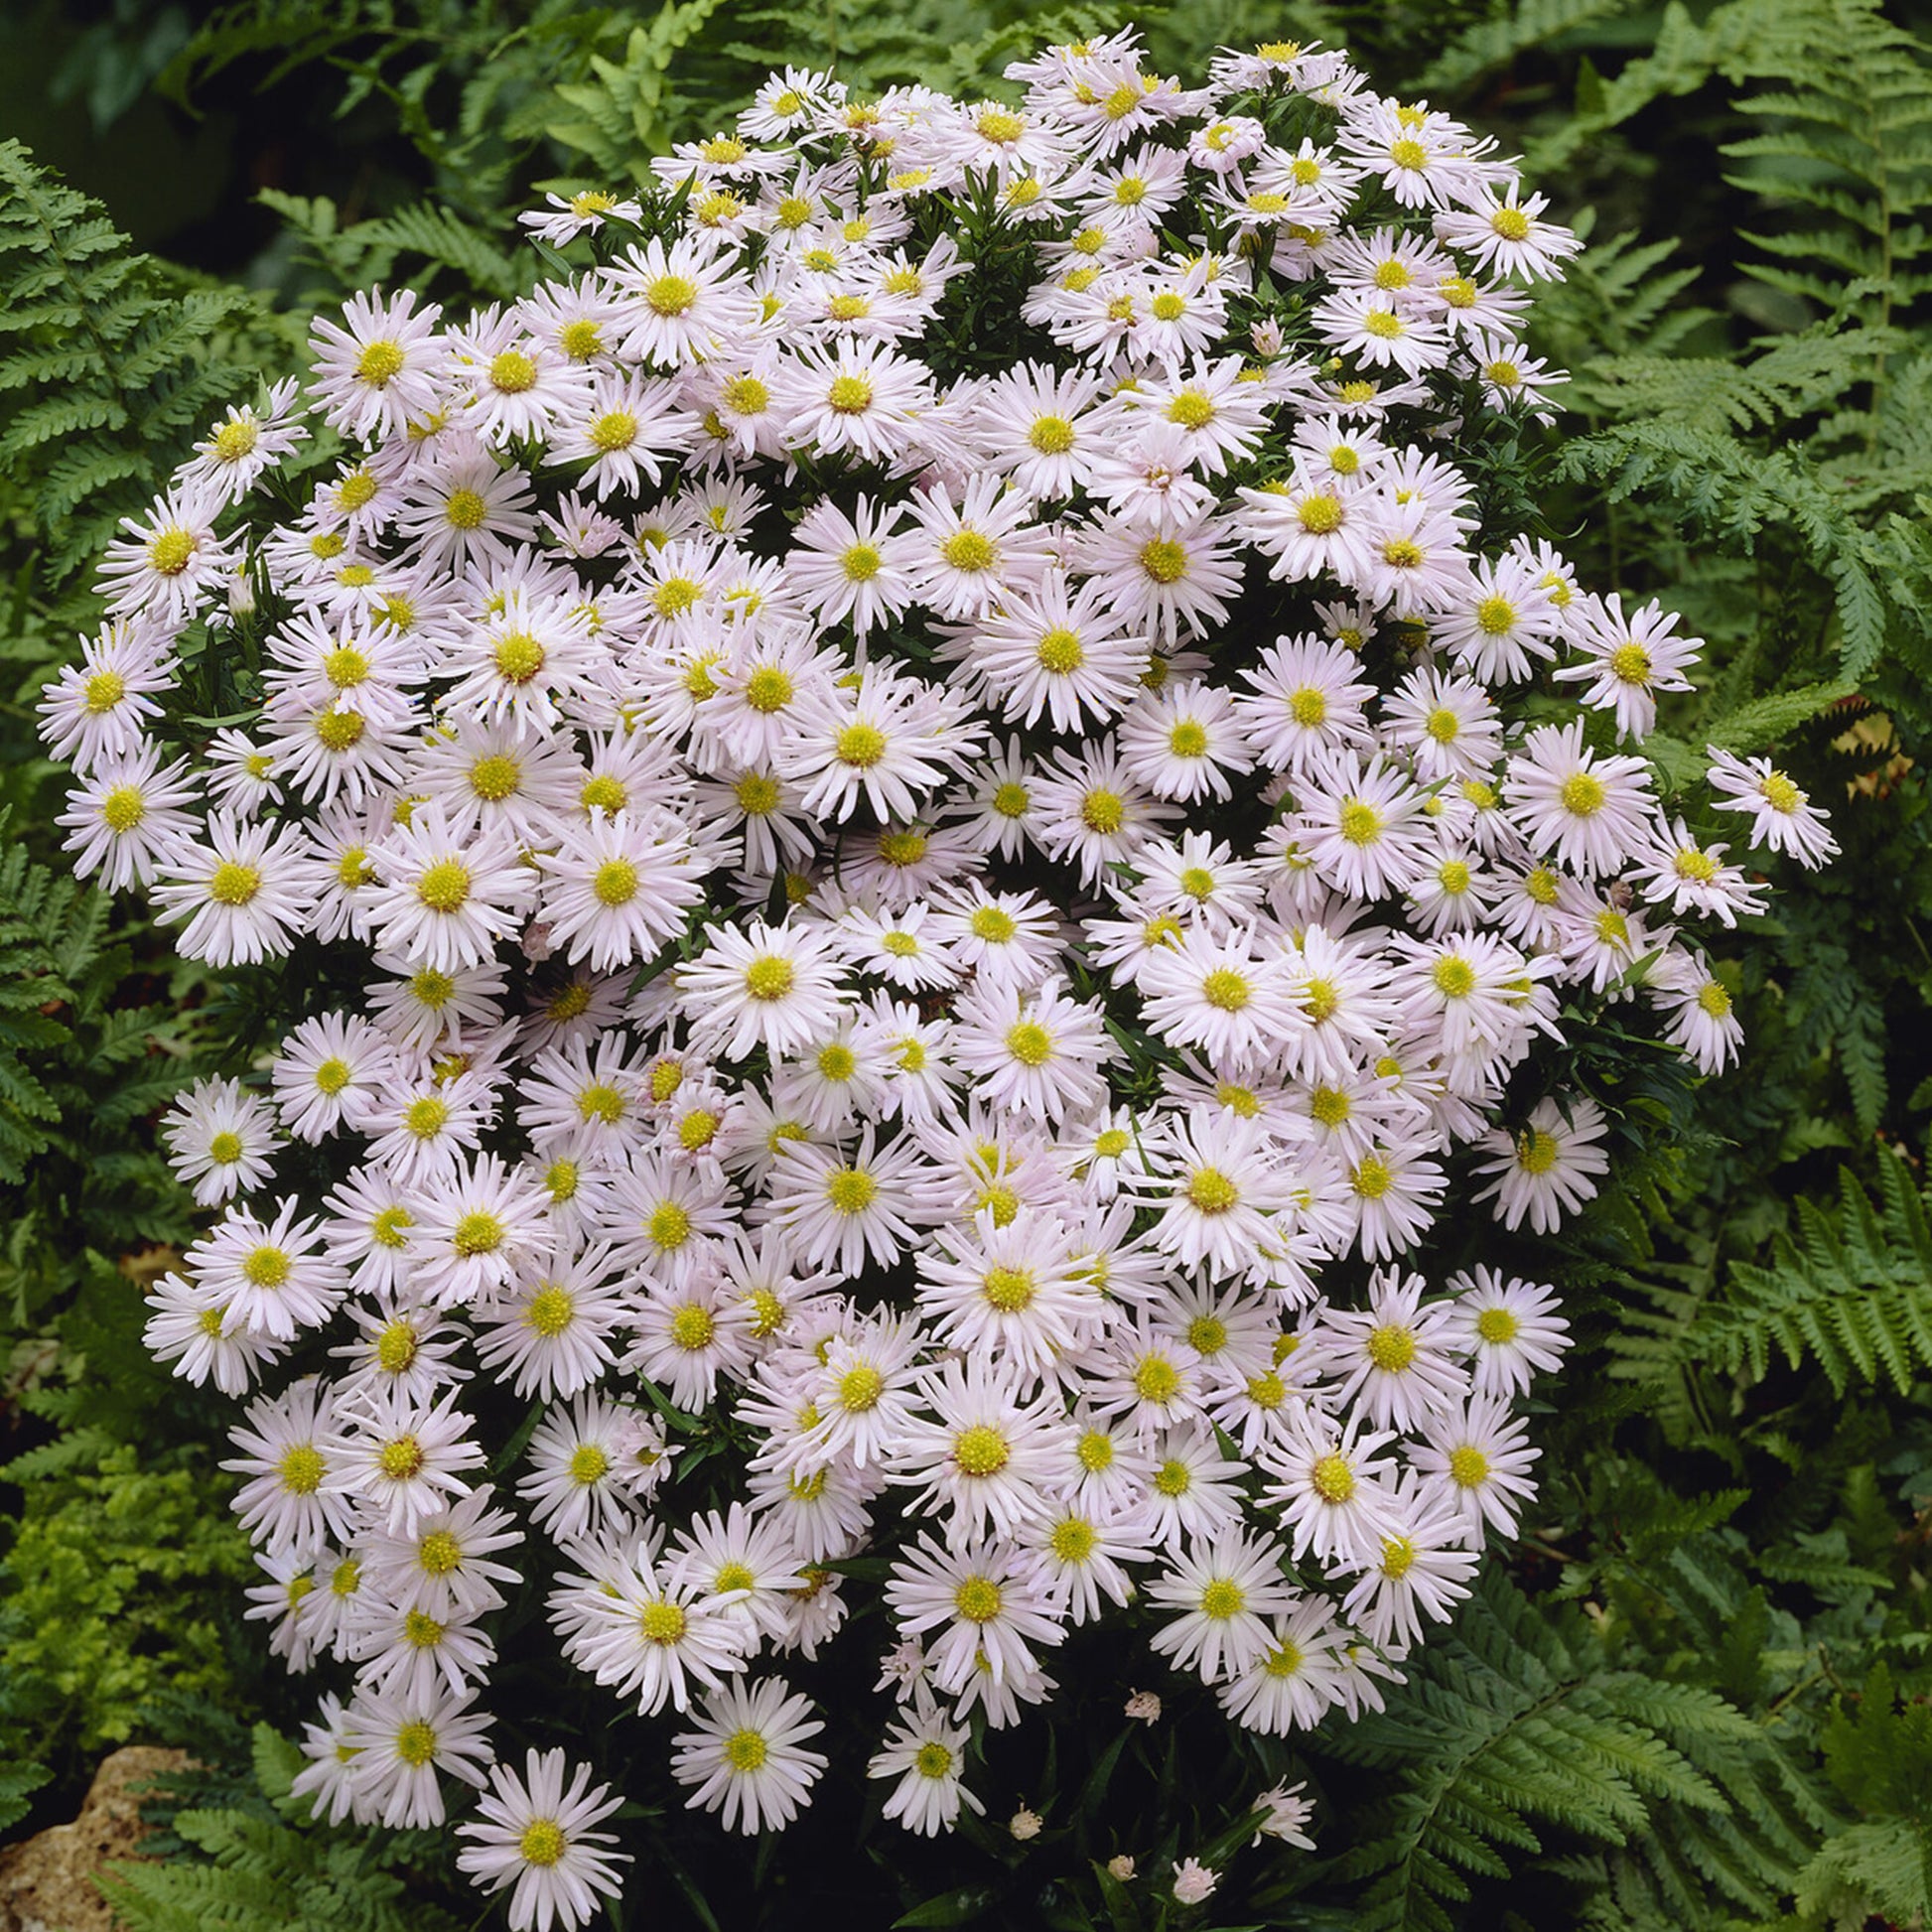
0, 1746, 190, 1932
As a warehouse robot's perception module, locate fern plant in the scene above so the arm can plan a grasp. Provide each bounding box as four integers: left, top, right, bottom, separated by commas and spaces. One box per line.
0, 823, 208, 1308
99, 1724, 467, 1932
255, 189, 533, 307
0, 141, 287, 606
1282, 1572, 1823, 1932
1691, 1152, 1932, 1396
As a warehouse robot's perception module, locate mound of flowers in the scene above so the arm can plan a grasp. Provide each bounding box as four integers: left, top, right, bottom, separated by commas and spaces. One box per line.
39, 27, 1835, 1927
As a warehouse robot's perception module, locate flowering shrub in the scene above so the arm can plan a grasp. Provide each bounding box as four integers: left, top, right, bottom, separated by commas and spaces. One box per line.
38, 28, 1840, 1927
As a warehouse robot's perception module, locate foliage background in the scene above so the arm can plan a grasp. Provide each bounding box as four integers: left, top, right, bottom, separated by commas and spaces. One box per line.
2, 0, 1931, 1926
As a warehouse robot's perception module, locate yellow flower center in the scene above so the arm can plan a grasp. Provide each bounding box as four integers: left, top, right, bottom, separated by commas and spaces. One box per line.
1133, 1355, 1180, 1403
646, 275, 697, 317
148, 528, 196, 576
1560, 772, 1605, 817
1311, 1451, 1355, 1502
1185, 1167, 1239, 1213
826, 1168, 877, 1214
519, 1819, 568, 1866
1609, 641, 1652, 685
982, 1265, 1034, 1312
669, 1304, 716, 1350
452, 1210, 504, 1257
1200, 968, 1251, 1012
639, 1600, 688, 1643
1199, 1578, 1246, 1619
838, 1363, 885, 1412
1366, 1322, 1417, 1371
1338, 799, 1382, 846
1140, 538, 1187, 584
415, 859, 471, 912
208, 861, 262, 907
444, 487, 488, 530
1049, 1518, 1095, 1564
1005, 1021, 1053, 1067
1247, 1370, 1286, 1409
648, 1201, 692, 1250
1080, 788, 1125, 835
488, 349, 536, 394
373, 1205, 414, 1249
953, 1576, 1003, 1622
837, 722, 888, 767
954, 1425, 1011, 1476
83, 669, 128, 716
1352, 1154, 1393, 1199
575, 1081, 621, 1128
1475, 1308, 1519, 1344
355, 340, 406, 385
394, 1721, 438, 1767
593, 858, 638, 906
591, 410, 637, 453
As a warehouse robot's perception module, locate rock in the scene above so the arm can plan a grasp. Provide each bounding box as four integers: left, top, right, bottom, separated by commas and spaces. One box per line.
0, 1746, 190, 1932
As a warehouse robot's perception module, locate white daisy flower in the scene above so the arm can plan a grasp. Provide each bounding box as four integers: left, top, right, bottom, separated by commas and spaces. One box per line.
456, 1747, 630, 1932
1474, 1092, 1611, 1233
868, 1695, 983, 1837
342, 1681, 493, 1829
670, 1676, 828, 1833
161, 1075, 279, 1207
308, 287, 445, 441
1705, 746, 1838, 867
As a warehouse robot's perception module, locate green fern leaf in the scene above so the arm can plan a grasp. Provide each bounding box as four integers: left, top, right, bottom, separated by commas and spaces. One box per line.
0, 140, 275, 596
0, 1758, 51, 1835
1696, 1153, 1932, 1394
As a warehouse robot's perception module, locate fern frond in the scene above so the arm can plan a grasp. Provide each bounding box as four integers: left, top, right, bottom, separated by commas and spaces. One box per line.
1557, 421, 1894, 675
0, 1758, 51, 1835
1567, 331, 1877, 434
1721, 1, 1932, 327
1325, 1573, 1823, 1931
1526, 0, 1832, 175
0, 142, 273, 598
353, 202, 526, 301
545, 1, 733, 185
97, 1727, 466, 1932
1416, 0, 1646, 96
1695, 1152, 1932, 1394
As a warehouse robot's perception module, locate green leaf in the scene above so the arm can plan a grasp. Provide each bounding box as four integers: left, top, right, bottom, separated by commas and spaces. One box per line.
0, 1758, 51, 1834
895, 1887, 997, 1926
1704, 681, 1855, 752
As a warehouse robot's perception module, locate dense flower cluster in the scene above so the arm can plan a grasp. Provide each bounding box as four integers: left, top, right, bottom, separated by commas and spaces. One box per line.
41, 29, 1836, 1927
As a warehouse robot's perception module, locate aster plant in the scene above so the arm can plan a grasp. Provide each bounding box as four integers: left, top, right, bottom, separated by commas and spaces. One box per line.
40, 29, 1838, 1929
